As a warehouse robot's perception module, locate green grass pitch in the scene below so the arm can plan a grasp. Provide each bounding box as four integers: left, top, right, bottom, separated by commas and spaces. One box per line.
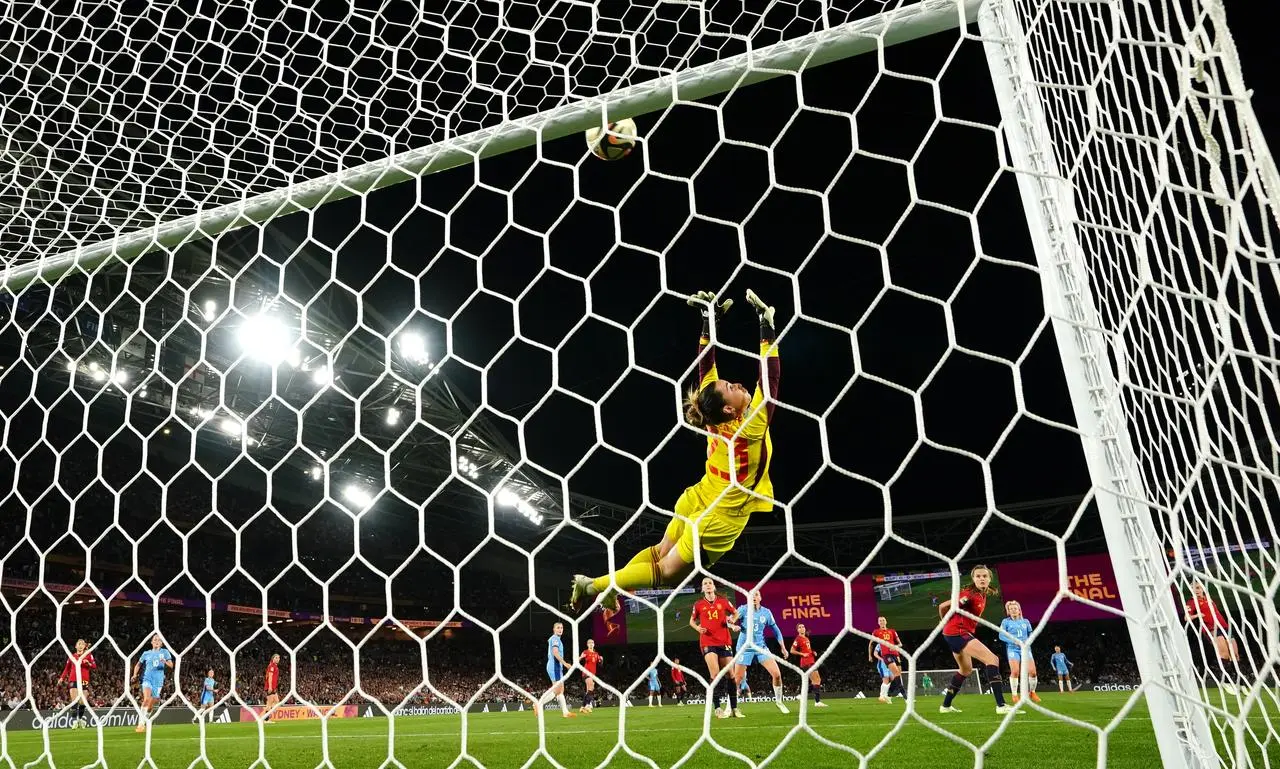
6, 692, 1275, 768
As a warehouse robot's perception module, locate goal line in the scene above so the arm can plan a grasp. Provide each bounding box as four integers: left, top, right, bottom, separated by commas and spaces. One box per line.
0, 0, 981, 294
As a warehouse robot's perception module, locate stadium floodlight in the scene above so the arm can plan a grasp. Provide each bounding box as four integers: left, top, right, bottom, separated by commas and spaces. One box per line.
515, 499, 543, 526
385, 407, 401, 426
456, 455, 481, 479
201, 300, 217, 322
219, 418, 242, 436
311, 364, 332, 386
112, 369, 128, 385
495, 487, 521, 508
341, 484, 374, 510
90, 368, 106, 383
396, 332, 429, 365
309, 466, 322, 480
65, 360, 76, 372
238, 312, 295, 366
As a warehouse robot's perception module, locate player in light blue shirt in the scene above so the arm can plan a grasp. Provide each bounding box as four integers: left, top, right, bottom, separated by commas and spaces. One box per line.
733, 590, 791, 714
193, 668, 217, 722
131, 634, 174, 733
999, 601, 1040, 703
1049, 646, 1074, 692
535, 622, 574, 718
646, 667, 662, 707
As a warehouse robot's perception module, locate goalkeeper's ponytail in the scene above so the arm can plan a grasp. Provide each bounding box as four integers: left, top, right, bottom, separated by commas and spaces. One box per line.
684, 383, 729, 428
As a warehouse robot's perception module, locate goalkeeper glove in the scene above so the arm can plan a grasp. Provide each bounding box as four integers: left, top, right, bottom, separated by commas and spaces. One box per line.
687, 290, 733, 320
745, 289, 776, 329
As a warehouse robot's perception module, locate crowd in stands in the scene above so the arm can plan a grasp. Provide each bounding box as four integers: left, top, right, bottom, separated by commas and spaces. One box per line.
0, 451, 1257, 717
0, 604, 1151, 713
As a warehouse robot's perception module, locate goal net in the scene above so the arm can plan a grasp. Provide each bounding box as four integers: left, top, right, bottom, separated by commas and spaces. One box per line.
0, 0, 1276, 768
875, 581, 913, 601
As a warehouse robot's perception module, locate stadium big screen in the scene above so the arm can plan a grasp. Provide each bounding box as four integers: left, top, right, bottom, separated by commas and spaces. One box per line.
591, 576, 879, 644
591, 547, 1272, 642
871, 554, 1128, 629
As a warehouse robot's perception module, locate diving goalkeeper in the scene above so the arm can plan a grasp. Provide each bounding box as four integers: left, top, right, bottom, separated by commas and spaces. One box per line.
572, 289, 780, 609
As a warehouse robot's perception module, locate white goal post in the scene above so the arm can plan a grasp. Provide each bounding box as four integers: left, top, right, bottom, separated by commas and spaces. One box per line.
1, 1, 1276, 768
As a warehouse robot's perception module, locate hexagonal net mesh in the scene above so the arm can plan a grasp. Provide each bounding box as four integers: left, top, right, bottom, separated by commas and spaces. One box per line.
0, 0, 1276, 767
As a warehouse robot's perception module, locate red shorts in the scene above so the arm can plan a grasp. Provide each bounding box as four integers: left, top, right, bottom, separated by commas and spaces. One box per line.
800, 658, 816, 669
581, 669, 597, 680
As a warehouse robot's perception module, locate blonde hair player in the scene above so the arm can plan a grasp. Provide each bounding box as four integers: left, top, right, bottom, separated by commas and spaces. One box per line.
1185, 581, 1241, 695
937, 566, 1016, 714
131, 634, 174, 733
998, 601, 1041, 703
570, 290, 781, 609
536, 622, 577, 718
732, 589, 790, 714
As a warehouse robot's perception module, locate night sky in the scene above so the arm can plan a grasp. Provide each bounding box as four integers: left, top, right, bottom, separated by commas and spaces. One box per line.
1, 0, 1277, 611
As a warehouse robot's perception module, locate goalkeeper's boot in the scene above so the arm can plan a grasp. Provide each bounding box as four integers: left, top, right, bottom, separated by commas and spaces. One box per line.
1029, 692, 1042, 704
775, 700, 790, 715
569, 575, 594, 611
732, 709, 745, 718
1009, 694, 1020, 704
938, 705, 962, 714
995, 704, 1024, 715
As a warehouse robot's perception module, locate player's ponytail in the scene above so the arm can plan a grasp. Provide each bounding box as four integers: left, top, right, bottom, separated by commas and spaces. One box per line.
684, 382, 730, 428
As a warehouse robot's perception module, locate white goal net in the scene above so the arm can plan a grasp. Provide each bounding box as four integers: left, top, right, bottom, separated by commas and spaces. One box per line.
0, 0, 1277, 768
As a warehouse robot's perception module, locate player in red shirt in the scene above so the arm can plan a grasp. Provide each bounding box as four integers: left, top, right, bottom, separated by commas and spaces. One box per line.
869, 616, 906, 703
670, 657, 688, 705
59, 638, 96, 728
789, 623, 826, 708
1185, 581, 1241, 694
690, 576, 741, 718
578, 639, 604, 713
263, 653, 282, 722
937, 565, 1011, 714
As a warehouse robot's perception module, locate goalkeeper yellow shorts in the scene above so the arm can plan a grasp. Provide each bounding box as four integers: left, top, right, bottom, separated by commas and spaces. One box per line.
663, 487, 750, 565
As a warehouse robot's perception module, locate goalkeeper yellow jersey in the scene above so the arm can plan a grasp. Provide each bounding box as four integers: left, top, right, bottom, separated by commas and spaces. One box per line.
692, 336, 779, 515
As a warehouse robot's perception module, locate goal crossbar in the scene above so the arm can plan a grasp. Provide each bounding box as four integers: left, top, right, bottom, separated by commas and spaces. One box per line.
0, 0, 981, 294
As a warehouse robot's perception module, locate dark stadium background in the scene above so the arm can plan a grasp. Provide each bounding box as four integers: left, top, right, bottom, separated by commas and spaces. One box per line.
0, 0, 1275, 712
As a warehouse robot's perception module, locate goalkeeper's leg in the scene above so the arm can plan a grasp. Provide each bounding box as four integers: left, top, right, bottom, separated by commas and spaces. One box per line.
572, 491, 737, 610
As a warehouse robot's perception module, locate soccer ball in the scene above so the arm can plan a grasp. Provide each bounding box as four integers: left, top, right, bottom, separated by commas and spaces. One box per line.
585, 118, 637, 161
